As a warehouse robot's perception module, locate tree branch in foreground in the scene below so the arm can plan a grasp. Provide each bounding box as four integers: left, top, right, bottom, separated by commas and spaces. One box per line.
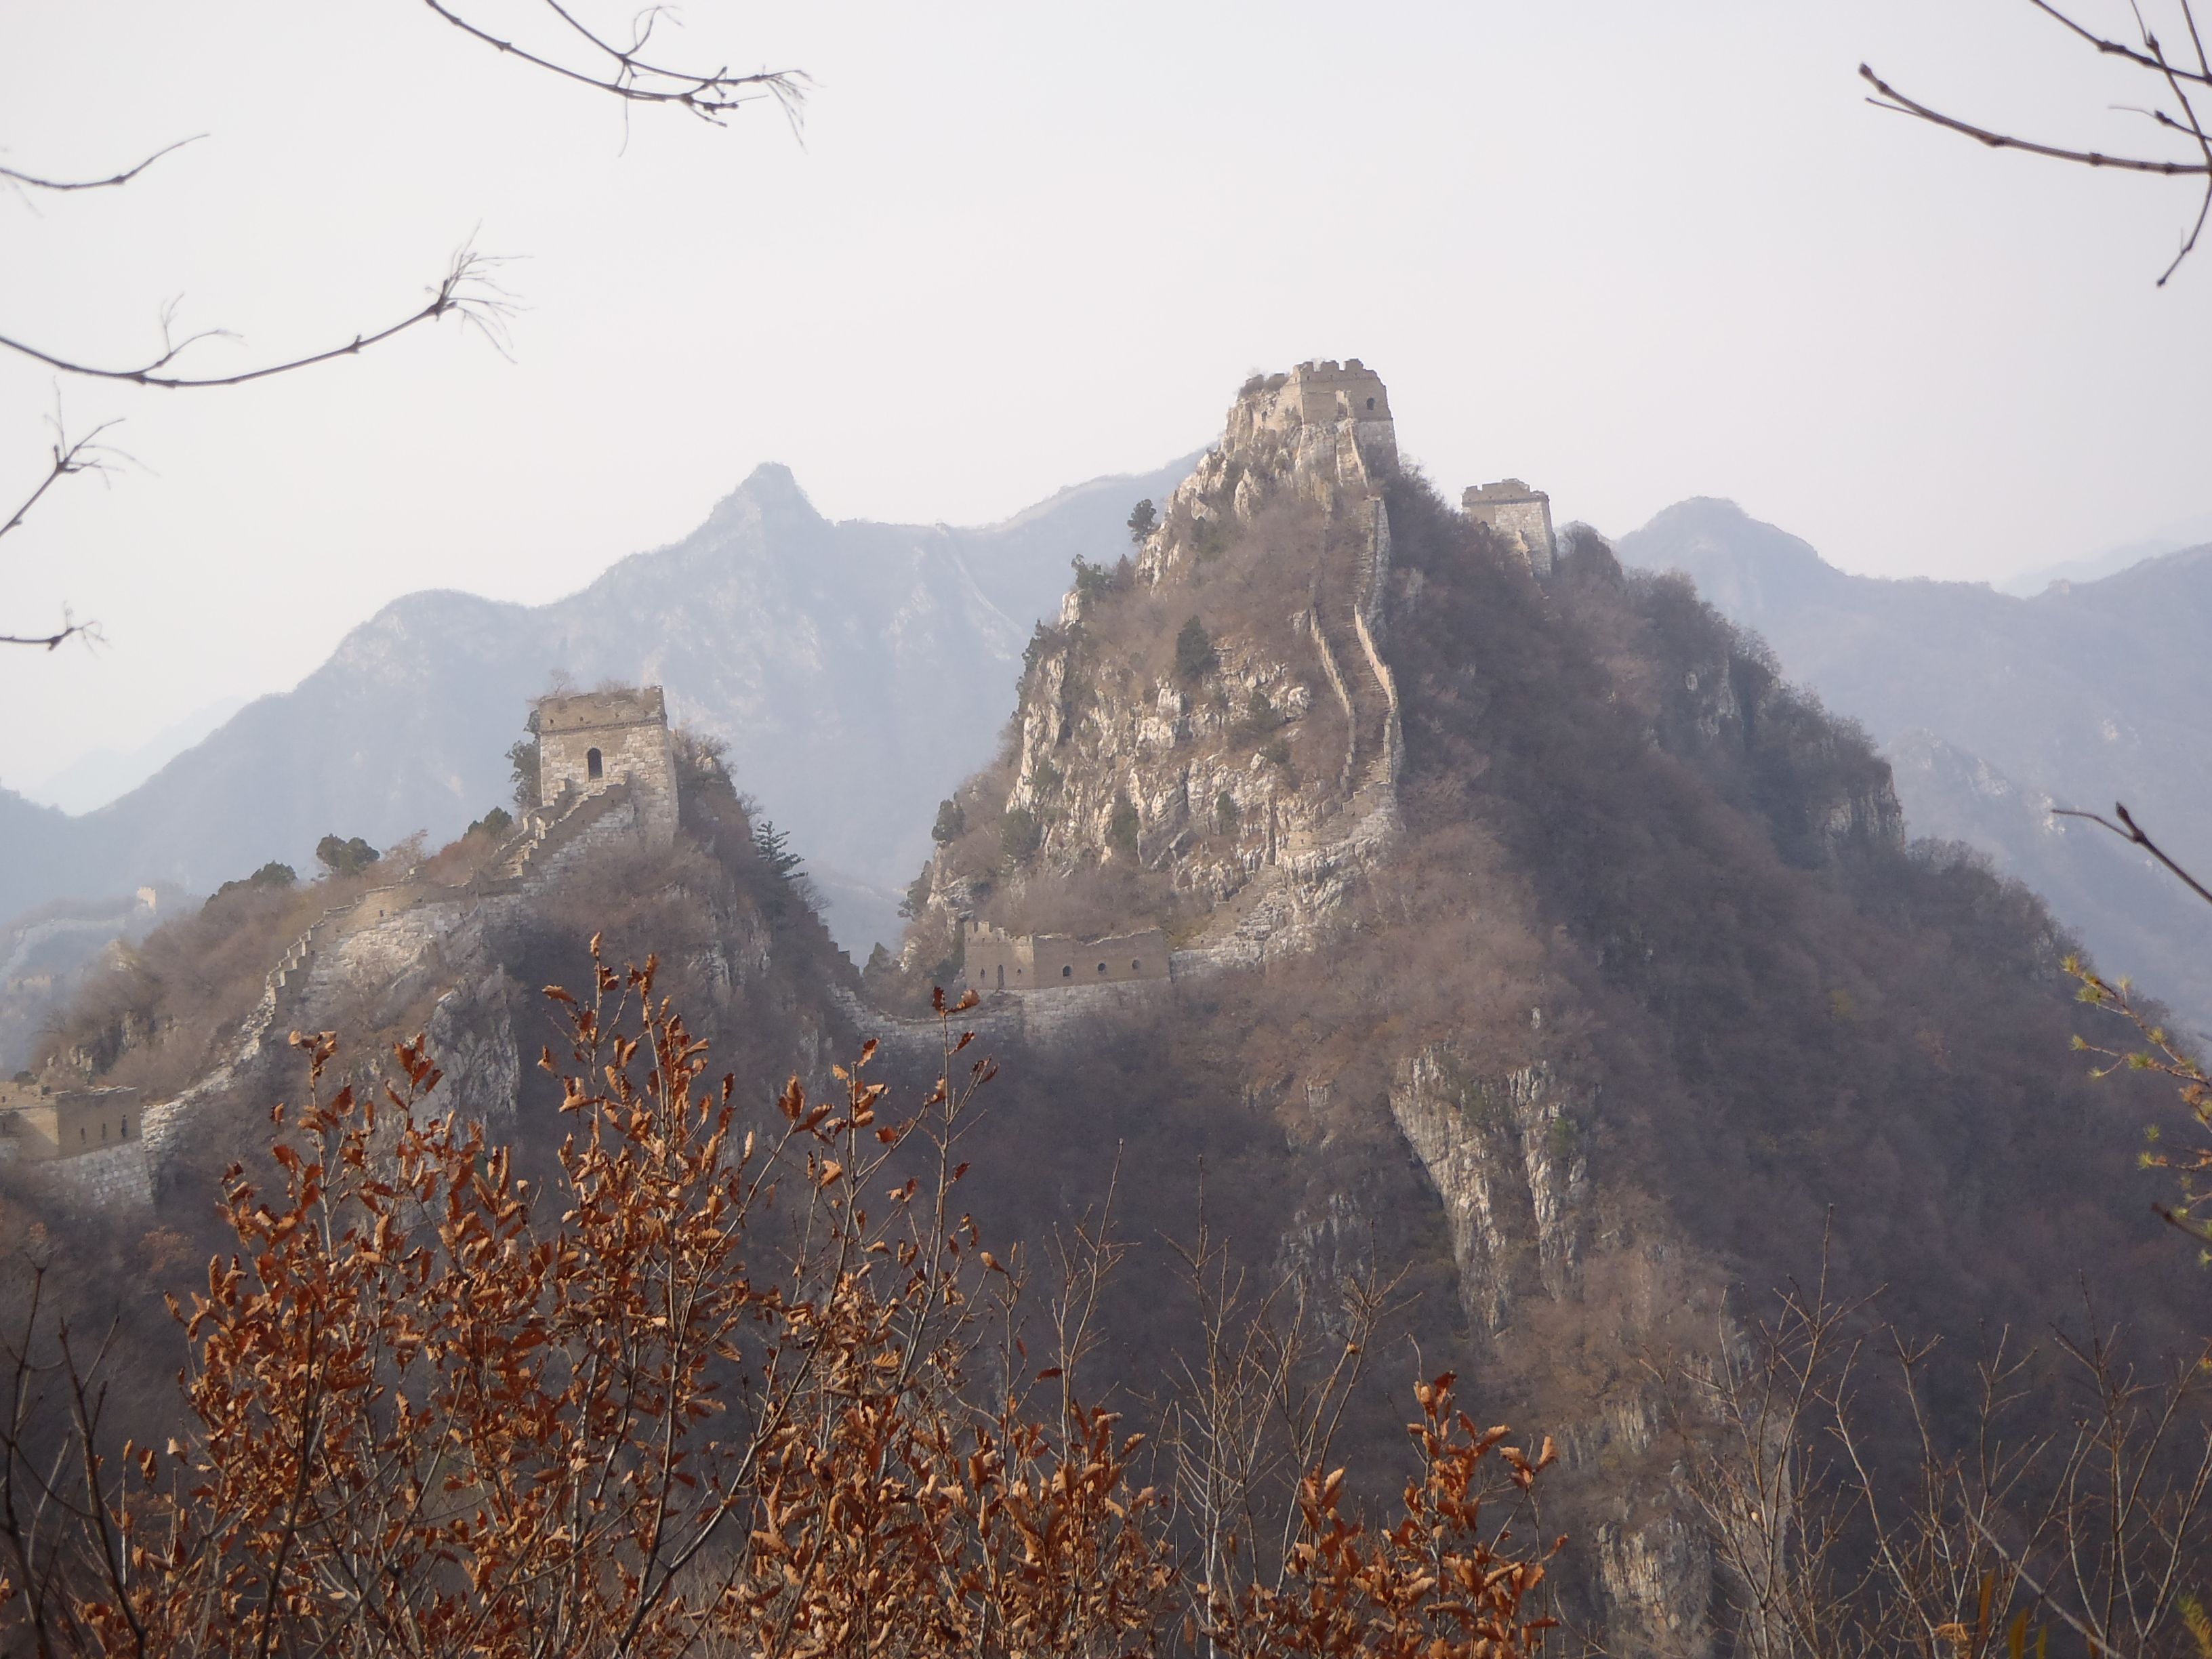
0, 416, 125, 545
421, 0, 808, 127
0, 241, 516, 391
2053, 802, 2212, 909
0, 136, 203, 196
1862, 0, 2212, 282
0, 609, 99, 652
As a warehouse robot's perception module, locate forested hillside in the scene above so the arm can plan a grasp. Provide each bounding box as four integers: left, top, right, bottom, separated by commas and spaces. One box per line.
6, 369, 2200, 1656
1619, 497, 2212, 1031
872, 372, 2198, 1647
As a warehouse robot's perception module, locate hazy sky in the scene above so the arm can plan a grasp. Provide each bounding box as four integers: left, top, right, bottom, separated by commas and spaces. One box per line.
5, 1, 2210, 794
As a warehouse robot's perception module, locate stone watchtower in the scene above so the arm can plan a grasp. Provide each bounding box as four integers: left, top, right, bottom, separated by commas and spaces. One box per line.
1462, 479, 1555, 576
534, 686, 679, 842
1231, 358, 1400, 481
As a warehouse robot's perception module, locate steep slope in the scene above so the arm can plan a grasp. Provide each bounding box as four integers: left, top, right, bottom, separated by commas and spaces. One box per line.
1618, 498, 2212, 1029
872, 365, 2192, 1653
1, 456, 1198, 955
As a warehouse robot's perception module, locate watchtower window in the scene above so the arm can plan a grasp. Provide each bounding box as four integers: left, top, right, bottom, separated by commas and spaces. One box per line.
1097, 962, 1108, 974
586, 747, 604, 781
1366, 397, 1376, 410
1132, 960, 1142, 971
1061, 965, 1072, 978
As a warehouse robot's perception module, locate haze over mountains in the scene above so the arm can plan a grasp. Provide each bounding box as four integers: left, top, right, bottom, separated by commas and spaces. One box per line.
1618, 499, 2212, 1030
7, 464, 2209, 1038
0, 455, 1197, 956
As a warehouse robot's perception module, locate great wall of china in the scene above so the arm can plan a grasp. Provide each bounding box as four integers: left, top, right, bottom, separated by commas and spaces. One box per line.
7, 361, 1558, 1204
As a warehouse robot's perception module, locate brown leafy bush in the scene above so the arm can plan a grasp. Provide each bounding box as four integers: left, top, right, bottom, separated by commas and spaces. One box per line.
0, 951, 1561, 1659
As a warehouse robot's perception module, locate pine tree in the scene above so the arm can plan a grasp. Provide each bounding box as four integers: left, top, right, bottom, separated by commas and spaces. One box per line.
752, 819, 803, 880
1175, 615, 1216, 680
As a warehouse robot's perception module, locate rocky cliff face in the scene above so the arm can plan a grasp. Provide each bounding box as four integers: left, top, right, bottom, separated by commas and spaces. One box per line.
1388, 1049, 1589, 1332
888, 365, 1746, 1652
912, 362, 1408, 964
33, 362, 2195, 1659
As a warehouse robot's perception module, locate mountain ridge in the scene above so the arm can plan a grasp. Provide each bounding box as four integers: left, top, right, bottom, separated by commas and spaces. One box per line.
1618, 495, 2212, 1028
0, 455, 1202, 955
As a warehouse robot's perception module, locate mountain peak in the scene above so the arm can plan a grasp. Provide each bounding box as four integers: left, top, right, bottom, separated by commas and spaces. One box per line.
709, 463, 823, 528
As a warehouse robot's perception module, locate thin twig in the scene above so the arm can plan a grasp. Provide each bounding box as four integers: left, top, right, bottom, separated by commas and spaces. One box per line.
2023, 0, 2212, 86
0, 136, 204, 194
1967, 1511, 2147, 1659
2052, 803, 2212, 908
0, 242, 515, 390
1860, 64, 2210, 175
419, 0, 807, 127
0, 417, 124, 544
0, 610, 98, 652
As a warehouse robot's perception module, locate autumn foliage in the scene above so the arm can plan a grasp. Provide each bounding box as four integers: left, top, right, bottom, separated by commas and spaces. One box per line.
0, 947, 1559, 1658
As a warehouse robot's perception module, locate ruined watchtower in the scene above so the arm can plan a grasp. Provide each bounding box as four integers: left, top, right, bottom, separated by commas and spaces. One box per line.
1229, 359, 1400, 483
1462, 480, 1555, 577
534, 685, 678, 842
960, 919, 1171, 996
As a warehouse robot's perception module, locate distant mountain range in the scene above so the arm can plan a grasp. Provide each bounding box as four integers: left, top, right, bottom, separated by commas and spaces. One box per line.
1618, 499, 2212, 1031
11, 696, 250, 816
10, 472, 2210, 1020
1997, 511, 2212, 597
0, 457, 1199, 956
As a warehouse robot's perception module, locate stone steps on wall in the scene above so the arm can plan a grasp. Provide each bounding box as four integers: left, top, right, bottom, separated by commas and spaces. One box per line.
1313, 581, 1393, 799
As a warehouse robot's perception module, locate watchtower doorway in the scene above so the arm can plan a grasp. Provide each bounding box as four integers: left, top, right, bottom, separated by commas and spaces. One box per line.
586, 747, 604, 781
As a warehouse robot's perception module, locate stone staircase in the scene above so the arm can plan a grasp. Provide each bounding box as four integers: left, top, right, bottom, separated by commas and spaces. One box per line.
238, 867, 425, 1061
486, 783, 632, 888
1309, 485, 1401, 813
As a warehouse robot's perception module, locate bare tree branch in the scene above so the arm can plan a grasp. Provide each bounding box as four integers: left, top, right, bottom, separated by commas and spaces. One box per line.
0, 609, 99, 652
0, 136, 203, 195
0, 242, 516, 392
2051, 802, 2212, 909
2022, 0, 2212, 87
1862, 1, 2212, 280
0, 417, 123, 545
419, 1, 808, 127
1858, 64, 2209, 176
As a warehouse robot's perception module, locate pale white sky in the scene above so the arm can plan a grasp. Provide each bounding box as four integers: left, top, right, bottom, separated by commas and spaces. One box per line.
4, 1, 2209, 792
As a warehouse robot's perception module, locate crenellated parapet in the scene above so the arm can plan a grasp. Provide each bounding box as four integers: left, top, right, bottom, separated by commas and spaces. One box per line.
1227, 358, 1399, 483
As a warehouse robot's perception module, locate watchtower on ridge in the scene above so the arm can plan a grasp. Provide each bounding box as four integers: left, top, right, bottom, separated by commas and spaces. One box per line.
1462, 479, 1555, 576
533, 686, 679, 841
1232, 359, 1400, 477
960, 919, 1170, 995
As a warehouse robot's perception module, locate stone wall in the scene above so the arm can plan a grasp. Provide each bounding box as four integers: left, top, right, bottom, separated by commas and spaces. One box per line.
536, 687, 678, 842
962, 922, 1032, 991
0, 1082, 144, 1160
1462, 480, 1555, 576
1, 1137, 156, 1212
832, 978, 1170, 1064
959, 922, 1170, 995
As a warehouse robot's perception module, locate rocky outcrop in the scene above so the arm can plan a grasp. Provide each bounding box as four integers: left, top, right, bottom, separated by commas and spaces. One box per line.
1594, 1513, 1714, 1659
929, 361, 1412, 968
419, 971, 524, 1135
1388, 1048, 1589, 1332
